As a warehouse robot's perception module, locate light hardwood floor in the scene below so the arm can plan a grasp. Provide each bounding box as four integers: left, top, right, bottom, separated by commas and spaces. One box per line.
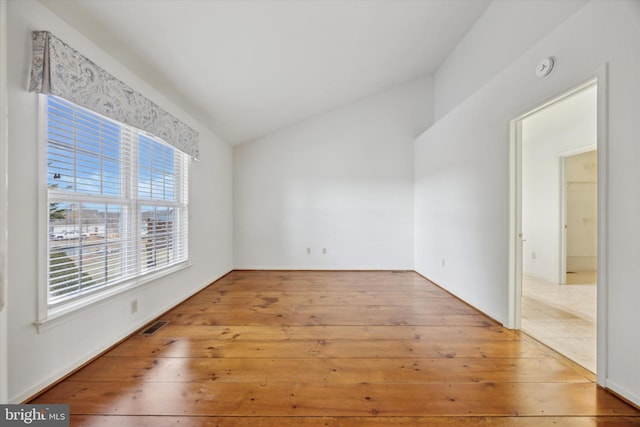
30, 270, 639, 426
522, 273, 597, 372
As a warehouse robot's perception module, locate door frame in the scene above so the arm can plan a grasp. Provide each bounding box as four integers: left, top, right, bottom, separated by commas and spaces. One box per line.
558, 145, 597, 286
508, 68, 608, 386
0, 0, 9, 404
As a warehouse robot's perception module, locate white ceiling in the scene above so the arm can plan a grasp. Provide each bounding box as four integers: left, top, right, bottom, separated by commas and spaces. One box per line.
40, 0, 491, 145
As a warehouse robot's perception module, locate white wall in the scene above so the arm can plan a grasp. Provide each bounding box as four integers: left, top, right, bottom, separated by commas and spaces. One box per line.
235, 76, 433, 270
6, 0, 233, 402
434, 0, 587, 121
521, 86, 596, 282
415, 0, 640, 406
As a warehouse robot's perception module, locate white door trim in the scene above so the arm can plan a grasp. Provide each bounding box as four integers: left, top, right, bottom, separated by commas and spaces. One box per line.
559, 156, 567, 285
0, 0, 9, 404
594, 65, 609, 386
507, 118, 523, 330
558, 144, 597, 286
507, 69, 608, 387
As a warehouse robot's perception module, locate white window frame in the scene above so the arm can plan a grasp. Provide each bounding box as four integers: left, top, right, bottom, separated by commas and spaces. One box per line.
36, 95, 190, 330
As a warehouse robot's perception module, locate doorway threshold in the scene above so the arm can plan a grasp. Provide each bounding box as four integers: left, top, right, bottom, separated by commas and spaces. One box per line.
521, 274, 596, 374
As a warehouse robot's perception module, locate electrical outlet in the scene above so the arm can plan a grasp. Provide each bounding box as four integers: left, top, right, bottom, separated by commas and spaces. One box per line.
532, 251, 536, 260
306, 248, 311, 255
131, 299, 138, 314
322, 248, 327, 254
442, 258, 446, 267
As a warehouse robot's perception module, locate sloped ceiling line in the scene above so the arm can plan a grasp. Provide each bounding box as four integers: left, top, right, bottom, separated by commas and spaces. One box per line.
39, 0, 490, 145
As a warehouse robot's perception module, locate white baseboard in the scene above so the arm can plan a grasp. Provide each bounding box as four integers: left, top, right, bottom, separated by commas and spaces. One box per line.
522, 271, 558, 283
605, 378, 640, 409
10, 270, 231, 403
233, 266, 411, 271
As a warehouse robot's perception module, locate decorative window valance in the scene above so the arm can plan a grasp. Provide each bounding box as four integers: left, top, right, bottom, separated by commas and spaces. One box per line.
29, 31, 199, 159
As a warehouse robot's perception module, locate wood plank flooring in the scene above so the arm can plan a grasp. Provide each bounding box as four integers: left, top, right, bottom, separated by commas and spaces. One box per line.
30, 270, 640, 426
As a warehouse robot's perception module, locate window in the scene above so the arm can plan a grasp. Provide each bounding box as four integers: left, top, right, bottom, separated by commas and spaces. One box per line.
45, 96, 189, 310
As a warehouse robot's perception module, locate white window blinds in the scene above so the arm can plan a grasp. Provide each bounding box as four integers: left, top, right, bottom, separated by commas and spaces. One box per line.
46, 96, 189, 306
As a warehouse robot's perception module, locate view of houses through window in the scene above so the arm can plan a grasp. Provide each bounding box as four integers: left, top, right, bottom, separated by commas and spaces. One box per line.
46, 96, 189, 306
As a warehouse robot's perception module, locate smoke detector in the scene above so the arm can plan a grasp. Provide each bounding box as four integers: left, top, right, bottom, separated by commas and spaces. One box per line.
536, 57, 555, 77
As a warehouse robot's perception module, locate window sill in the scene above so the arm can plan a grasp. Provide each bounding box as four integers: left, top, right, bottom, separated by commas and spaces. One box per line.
34, 261, 190, 333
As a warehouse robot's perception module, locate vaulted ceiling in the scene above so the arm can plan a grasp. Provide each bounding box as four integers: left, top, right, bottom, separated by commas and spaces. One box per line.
40, 0, 491, 145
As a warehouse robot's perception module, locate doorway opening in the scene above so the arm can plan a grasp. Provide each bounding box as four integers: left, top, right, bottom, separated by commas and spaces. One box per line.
510, 80, 600, 374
